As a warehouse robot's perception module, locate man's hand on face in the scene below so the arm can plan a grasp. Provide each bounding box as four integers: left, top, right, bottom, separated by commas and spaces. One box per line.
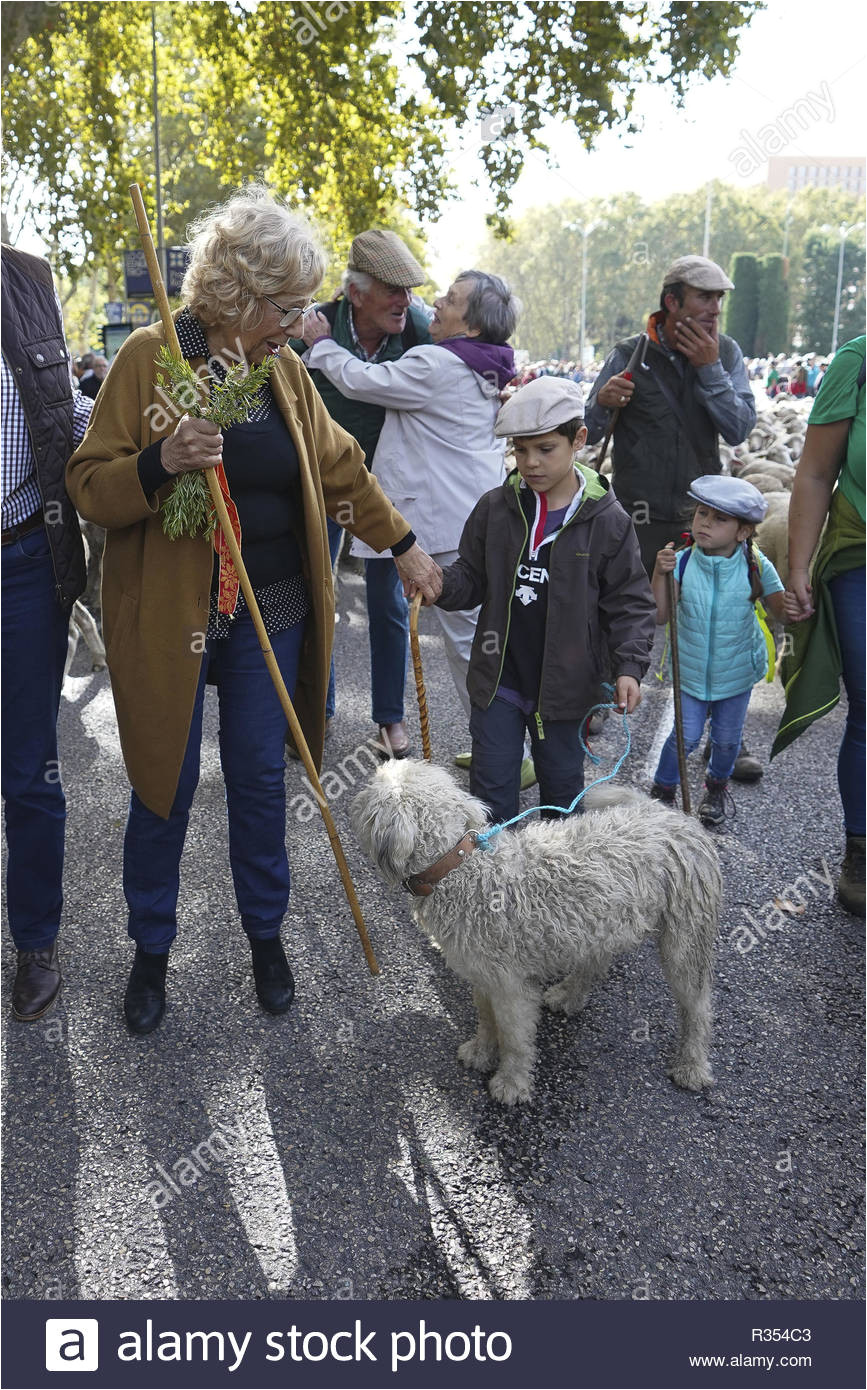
672, 315, 719, 368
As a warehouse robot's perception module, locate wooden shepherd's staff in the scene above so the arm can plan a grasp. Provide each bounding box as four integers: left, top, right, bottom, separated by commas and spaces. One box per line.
595, 331, 650, 468
666, 568, 692, 815
129, 183, 380, 975
409, 594, 432, 761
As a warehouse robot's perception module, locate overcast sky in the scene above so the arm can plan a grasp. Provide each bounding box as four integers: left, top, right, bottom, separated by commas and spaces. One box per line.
423, 0, 866, 285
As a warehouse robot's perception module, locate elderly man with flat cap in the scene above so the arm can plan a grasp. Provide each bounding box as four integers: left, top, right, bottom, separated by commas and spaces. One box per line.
290, 229, 432, 755
586, 254, 759, 777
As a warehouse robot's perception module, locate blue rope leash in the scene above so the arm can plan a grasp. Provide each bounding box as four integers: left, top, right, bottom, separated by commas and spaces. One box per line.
474, 691, 632, 850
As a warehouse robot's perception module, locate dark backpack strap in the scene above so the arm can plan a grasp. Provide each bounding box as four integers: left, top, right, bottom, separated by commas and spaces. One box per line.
857, 353, 866, 391
677, 546, 692, 583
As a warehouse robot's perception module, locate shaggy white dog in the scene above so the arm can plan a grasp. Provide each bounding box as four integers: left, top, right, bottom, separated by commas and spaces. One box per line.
351, 760, 720, 1105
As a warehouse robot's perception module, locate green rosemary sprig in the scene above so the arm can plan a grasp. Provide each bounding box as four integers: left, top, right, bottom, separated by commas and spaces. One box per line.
155, 346, 276, 539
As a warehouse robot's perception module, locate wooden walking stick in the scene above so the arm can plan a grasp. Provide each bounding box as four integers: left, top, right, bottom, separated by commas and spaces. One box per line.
409, 593, 432, 761
666, 569, 692, 815
129, 183, 380, 975
595, 332, 649, 468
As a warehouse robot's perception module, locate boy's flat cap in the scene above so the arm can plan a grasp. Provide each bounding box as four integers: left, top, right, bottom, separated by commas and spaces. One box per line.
688, 474, 768, 523
662, 255, 734, 291
347, 230, 425, 287
495, 377, 585, 437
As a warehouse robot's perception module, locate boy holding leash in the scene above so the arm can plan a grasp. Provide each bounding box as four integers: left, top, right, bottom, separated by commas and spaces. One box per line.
429, 377, 656, 824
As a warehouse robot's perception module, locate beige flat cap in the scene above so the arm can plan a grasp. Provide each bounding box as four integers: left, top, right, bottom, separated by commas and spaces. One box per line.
662, 255, 734, 291
495, 377, 585, 437
347, 230, 425, 287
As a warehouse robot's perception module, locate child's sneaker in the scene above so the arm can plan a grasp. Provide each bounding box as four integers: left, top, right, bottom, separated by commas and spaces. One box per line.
698, 775, 732, 827
649, 781, 677, 806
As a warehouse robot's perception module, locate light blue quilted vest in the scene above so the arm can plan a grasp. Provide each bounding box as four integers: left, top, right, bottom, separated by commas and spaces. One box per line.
676, 544, 770, 701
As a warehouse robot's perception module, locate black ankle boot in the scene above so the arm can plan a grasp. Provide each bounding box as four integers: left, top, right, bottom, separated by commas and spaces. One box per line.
124, 947, 169, 1034
250, 936, 295, 1014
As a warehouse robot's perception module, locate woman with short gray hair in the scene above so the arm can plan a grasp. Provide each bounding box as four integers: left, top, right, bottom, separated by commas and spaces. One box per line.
302, 270, 520, 726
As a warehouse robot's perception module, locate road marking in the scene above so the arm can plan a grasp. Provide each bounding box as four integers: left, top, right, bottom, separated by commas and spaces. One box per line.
643, 689, 674, 782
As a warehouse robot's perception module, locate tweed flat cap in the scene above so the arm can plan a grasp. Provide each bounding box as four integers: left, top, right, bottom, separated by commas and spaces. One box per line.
662, 255, 734, 291
495, 377, 585, 437
347, 230, 425, 287
688, 474, 768, 524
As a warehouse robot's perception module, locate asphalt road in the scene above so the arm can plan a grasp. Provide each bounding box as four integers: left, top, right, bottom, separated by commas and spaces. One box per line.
2, 557, 863, 1307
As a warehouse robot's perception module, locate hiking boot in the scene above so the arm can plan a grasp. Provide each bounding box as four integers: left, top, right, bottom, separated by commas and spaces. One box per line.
698, 776, 730, 828
703, 739, 763, 782
838, 836, 866, 916
732, 743, 763, 783
650, 781, 677, 806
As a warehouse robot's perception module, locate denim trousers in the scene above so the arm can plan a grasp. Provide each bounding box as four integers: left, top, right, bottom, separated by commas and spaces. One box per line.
1, 526, 70, 950
365, 557, 408, 726
469, 696, 585, 826
123, 611, 305, 951
655, 687, 752, 785
829, 565, 865, 836
325, 516, 342, 721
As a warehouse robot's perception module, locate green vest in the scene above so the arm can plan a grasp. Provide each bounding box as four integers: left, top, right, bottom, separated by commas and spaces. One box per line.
288, 298, 432, 467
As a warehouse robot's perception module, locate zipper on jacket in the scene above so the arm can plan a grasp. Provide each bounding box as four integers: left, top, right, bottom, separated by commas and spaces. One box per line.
705, 564, 719, 698
534, 711, 545, 741
488, 491, 529, 707
535, 498, 586, 718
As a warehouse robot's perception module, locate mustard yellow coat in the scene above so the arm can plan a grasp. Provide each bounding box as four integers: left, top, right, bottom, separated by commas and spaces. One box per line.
66, 318, 410, 819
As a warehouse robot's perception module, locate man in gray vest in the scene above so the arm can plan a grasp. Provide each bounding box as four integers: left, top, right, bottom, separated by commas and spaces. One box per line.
585, 255, 760, 779
1, 244, 90, 1020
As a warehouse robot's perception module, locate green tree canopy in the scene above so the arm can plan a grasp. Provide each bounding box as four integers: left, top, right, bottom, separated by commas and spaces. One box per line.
476, 183, 864, 361
724, 252, 760, 355
3, 0, 762, 283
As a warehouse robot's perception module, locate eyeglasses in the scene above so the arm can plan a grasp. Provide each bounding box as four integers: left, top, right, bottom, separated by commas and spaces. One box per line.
263, 295, 314, 327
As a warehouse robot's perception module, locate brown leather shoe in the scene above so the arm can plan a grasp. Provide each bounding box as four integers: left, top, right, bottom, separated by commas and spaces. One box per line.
12, 940, 61, 1021
374, 721, 412, 758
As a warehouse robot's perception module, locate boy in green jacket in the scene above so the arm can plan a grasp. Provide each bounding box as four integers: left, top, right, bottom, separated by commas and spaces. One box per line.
431, 377, 656, 824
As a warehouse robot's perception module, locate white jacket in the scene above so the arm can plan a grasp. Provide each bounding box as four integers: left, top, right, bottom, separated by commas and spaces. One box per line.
305, 339, 507, 557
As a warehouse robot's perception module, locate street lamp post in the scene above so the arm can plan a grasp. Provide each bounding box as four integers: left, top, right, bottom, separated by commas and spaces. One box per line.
564, 220, 602, 366
831, 221, 865, 354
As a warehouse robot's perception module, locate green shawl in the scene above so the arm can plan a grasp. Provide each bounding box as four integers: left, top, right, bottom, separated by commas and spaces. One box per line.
771, 488, 865, 759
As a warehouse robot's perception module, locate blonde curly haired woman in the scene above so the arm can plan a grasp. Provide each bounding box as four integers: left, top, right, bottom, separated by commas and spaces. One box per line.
68, 185, 440, 1034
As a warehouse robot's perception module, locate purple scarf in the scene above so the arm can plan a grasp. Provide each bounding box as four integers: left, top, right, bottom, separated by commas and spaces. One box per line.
439, 337, 516, 390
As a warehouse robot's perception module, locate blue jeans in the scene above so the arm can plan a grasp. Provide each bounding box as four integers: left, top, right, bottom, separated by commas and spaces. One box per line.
325, 517, 342, 721
469, 697, 585, 825
123, 612, 305, 952
365, 557, 408, 726
655, 688, 752, 786
829, 565, 865, 836
1, 526, 70, 950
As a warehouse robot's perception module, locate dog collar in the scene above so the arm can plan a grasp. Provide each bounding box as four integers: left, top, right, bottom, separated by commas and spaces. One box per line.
403, 832, 478, 897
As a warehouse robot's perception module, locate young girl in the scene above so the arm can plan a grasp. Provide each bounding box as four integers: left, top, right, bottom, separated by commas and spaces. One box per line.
650, 475, 786, 826
431, 376, 656, 825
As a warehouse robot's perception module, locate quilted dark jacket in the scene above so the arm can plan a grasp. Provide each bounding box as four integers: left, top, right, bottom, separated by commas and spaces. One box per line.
437, 467, 656, 721
1, 244, 85, 607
